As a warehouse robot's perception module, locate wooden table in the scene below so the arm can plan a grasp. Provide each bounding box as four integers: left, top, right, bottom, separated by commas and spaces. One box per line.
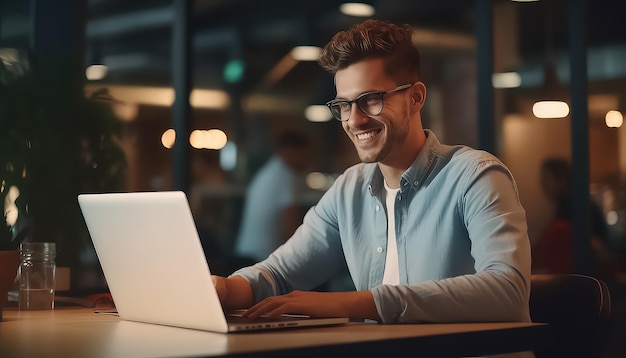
0, 307, 547, 357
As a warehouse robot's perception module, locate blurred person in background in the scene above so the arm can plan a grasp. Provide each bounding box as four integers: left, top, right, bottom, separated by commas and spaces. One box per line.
532, 157, 618, 277
234, 130, 312, 263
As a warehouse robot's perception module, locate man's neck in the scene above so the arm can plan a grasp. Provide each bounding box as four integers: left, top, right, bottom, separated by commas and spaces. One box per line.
377, 130, 427, 189
378, 146, 422, 189
378, 164, 406, 189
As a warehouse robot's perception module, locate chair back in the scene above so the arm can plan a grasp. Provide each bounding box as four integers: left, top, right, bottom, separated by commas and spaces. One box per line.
530, 274, 611, 358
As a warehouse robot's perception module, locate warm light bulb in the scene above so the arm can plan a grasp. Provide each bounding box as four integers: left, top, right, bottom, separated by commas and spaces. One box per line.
190, 89, 230, 109
189, 129, 228, 150
161, 129, 176, 149
605, 110, 623, 128
290, 46, 322, 61
305, 105, 333, 122
189, 130, 206, 149
205, 129, 228, 150
85, 65, 108, 80
532, 101, 570, 119
340, 3, 375, 17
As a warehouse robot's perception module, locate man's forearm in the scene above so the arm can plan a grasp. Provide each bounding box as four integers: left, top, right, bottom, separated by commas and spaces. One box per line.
343, 290, 380, 321
223, 275, 255, 310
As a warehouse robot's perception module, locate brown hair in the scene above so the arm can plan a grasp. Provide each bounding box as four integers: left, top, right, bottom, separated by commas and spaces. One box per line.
317, 19, 421, 83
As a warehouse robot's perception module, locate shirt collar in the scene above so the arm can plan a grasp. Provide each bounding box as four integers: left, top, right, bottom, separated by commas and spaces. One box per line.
368, 129, 440, 197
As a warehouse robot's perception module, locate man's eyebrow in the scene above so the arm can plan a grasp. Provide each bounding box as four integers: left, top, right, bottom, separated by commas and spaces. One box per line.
335, 89, 383, 101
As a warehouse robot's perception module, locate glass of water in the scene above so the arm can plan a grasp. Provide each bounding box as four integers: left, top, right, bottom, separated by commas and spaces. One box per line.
19, 242, 56, 310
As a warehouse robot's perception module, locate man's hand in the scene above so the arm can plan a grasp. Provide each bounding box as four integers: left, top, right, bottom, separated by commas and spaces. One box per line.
242, 290, 380, 321
211, 275, 254, 310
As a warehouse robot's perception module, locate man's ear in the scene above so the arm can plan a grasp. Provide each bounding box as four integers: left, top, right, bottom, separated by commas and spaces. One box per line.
411, 82, 426, 108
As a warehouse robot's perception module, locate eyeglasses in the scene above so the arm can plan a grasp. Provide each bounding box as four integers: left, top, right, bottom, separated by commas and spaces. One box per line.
325, 84, 413, 122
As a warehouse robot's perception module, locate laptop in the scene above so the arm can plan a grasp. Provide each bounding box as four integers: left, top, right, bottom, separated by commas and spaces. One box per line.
77, 191, 349, 333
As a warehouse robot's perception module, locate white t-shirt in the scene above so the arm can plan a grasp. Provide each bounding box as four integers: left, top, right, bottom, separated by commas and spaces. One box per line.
382, 181, 400, 285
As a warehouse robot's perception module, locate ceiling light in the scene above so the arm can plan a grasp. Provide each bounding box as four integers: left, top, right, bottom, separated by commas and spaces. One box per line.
605, 110, 624, 128
531, 65, 569, 119
190, 89, 230, 109
85, 65, 108, 80
532, 101, 570, 119
161, 129, 176, 149
533, 2, 568, 120
189, 129, 228, 150
492, 72, 521, 88
84, 85, 230, 109
290, 46, 321, 61
305, 105, 333, 122
340, 3, 375, 17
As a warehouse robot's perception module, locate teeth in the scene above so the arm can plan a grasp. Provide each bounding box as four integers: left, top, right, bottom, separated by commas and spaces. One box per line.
357, 131, 377, 140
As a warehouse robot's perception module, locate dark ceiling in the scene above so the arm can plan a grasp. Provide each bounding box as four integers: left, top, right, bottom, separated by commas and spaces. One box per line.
86, 0, 477, 88
2, 0, 625, 113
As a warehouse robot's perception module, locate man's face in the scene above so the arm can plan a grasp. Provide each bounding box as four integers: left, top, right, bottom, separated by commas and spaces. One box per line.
334, 58, 414, 164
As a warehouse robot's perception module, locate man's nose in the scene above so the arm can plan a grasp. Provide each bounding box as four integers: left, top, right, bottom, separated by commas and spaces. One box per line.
347, 103, 368, 125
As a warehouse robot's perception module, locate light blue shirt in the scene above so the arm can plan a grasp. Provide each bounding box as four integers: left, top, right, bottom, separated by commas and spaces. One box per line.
233, 130, 531, 324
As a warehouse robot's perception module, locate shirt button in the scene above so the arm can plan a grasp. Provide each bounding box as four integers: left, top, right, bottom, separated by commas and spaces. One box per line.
376, 247, 383, 253
414, 180, 419, 186
375, 205, 380, 212
397, 196, 402, 201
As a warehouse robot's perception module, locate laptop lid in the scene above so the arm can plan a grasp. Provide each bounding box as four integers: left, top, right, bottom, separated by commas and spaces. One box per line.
78, 191, 348, 333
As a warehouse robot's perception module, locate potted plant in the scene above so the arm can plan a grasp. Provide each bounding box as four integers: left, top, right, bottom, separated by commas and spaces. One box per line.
0, 48, 127, 297
0, 50, 29, 308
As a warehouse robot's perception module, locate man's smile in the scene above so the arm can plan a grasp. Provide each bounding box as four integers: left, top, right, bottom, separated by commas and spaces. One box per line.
355, 128, 382, 141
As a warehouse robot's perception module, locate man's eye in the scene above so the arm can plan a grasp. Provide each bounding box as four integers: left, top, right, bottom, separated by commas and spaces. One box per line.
338, 102, 351, 111
362, 95, 380, 107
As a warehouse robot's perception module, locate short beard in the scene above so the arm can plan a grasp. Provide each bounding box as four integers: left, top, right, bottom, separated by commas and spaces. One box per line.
357, 144, 390, 163
358, 119, 409, 163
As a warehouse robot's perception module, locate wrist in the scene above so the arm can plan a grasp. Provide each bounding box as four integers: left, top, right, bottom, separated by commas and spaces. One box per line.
224, 275, 254, 309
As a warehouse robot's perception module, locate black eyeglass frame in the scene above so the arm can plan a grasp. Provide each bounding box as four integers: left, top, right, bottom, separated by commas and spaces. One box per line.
325, 83, 413, 122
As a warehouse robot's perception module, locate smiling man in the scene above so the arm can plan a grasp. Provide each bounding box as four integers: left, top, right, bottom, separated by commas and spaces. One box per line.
213, 19, 531, 328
